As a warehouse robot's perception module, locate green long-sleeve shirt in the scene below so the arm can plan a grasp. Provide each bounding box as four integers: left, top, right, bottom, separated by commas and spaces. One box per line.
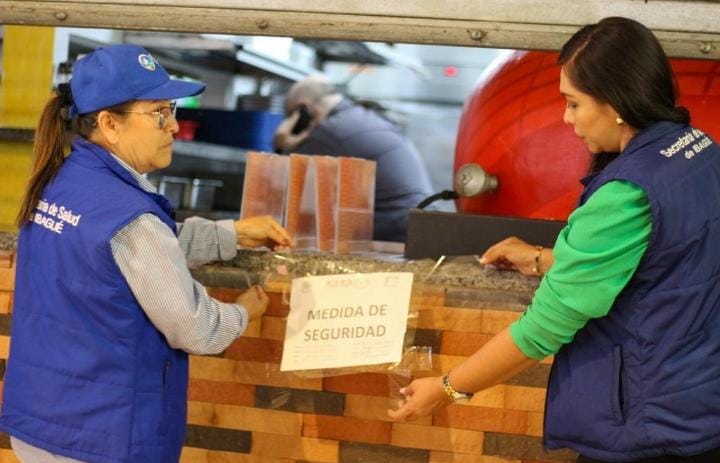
510, 180, 652, 360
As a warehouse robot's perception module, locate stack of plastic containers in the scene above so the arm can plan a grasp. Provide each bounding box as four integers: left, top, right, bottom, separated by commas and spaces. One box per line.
240, 152, 376, 254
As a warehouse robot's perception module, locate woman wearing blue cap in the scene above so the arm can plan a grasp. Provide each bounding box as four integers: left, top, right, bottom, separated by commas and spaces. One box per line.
0, 44, 292, 463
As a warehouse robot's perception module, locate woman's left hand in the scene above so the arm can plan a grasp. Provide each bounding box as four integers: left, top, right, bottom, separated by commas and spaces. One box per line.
236, 285, 269, 321
479, 236, 540, 276
234, 215, 292, 250
387, 376, 451, 421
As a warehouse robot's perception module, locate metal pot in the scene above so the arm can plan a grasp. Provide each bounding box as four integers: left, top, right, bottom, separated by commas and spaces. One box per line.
158, 176, 191, 209
188, 178, 224, 211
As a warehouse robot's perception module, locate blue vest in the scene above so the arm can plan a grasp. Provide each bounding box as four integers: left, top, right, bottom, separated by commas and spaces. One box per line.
0, 139, 189, 463
544, 121, 720, 461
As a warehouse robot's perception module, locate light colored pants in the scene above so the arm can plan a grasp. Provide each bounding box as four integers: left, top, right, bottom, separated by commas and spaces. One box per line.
10, 437, 86, 463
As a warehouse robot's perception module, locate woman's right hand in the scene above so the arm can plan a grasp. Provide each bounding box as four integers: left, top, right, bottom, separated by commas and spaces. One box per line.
479, 236, 545, 276
236, 285, 269, 321
234, 215, 292, 250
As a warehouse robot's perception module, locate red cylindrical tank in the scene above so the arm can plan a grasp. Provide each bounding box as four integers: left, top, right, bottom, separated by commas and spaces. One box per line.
455, 50, 720, 220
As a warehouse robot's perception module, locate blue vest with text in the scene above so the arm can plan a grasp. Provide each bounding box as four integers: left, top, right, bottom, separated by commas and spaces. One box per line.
0, 138, 188, 463
543, 121, 720, 461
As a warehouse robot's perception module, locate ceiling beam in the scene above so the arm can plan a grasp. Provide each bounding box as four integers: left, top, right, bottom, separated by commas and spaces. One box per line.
1, 1, 719, 59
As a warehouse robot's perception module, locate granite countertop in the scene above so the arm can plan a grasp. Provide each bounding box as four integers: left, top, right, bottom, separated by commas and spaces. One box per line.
0, 231, 539, 307
195, 249, 539, 308
219, 250, 537, 290
0, 231, 17, 252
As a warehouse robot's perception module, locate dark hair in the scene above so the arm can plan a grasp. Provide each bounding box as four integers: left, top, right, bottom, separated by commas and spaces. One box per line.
558, 17, 690, 172
16, 90, 134, 226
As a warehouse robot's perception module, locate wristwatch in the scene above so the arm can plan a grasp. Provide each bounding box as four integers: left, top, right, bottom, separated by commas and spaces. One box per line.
441, 373, 474, 403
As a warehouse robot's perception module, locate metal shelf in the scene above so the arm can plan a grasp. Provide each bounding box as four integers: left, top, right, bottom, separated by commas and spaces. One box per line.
124, 32, 319, 82
172, 140, 248, 164
0, 128, 35, 142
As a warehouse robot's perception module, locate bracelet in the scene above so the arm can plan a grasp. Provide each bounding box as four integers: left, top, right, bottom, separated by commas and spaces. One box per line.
532, 246, 544, 276
441, 373, 474, 403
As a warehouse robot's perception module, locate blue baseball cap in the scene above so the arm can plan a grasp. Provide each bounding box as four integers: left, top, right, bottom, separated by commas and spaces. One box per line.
70, 44, 206, 115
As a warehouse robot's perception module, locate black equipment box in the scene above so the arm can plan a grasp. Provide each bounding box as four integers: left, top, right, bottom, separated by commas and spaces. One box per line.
404, 209, 567, 259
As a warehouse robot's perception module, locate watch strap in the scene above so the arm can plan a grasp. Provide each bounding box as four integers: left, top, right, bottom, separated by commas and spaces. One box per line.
441, 373, 474, 402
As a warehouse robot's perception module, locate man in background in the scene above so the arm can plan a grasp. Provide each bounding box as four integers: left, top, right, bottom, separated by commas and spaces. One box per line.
274, 74, 433, 242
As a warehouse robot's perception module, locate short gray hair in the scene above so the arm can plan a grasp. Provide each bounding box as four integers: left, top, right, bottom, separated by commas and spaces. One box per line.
287, 74, 339, 108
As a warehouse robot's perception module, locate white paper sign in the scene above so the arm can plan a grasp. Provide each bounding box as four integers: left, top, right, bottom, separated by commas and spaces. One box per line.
280, 272, 414, 372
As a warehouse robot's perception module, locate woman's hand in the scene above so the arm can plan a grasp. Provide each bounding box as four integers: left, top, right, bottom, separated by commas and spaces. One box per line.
236, 285, 269, 321
387, 376, 451, 421
479, 236, 544, 276
234, 215, 292, 250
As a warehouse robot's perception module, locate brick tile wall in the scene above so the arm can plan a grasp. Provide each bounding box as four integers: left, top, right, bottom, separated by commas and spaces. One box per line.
0, 253, 576, 462
391, 422, 485, 454
303, 414, 392, 445
255, 386, 345, 416
0, 266, 15, 291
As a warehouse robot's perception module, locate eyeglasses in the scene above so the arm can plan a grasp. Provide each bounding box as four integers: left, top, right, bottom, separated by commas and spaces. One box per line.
116, 102, 177, 129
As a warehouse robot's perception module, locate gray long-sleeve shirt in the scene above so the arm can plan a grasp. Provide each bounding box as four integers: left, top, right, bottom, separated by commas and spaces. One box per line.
109, 154, 247, 356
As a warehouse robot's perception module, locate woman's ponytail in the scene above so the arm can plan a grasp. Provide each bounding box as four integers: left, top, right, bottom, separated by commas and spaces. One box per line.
16, 85, 74, 227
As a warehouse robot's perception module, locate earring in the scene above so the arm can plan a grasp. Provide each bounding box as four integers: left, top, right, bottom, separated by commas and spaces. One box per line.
616, 117, 624, 125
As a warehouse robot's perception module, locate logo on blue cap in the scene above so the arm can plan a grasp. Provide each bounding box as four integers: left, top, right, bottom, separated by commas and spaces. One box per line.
138, 54, 156, 71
